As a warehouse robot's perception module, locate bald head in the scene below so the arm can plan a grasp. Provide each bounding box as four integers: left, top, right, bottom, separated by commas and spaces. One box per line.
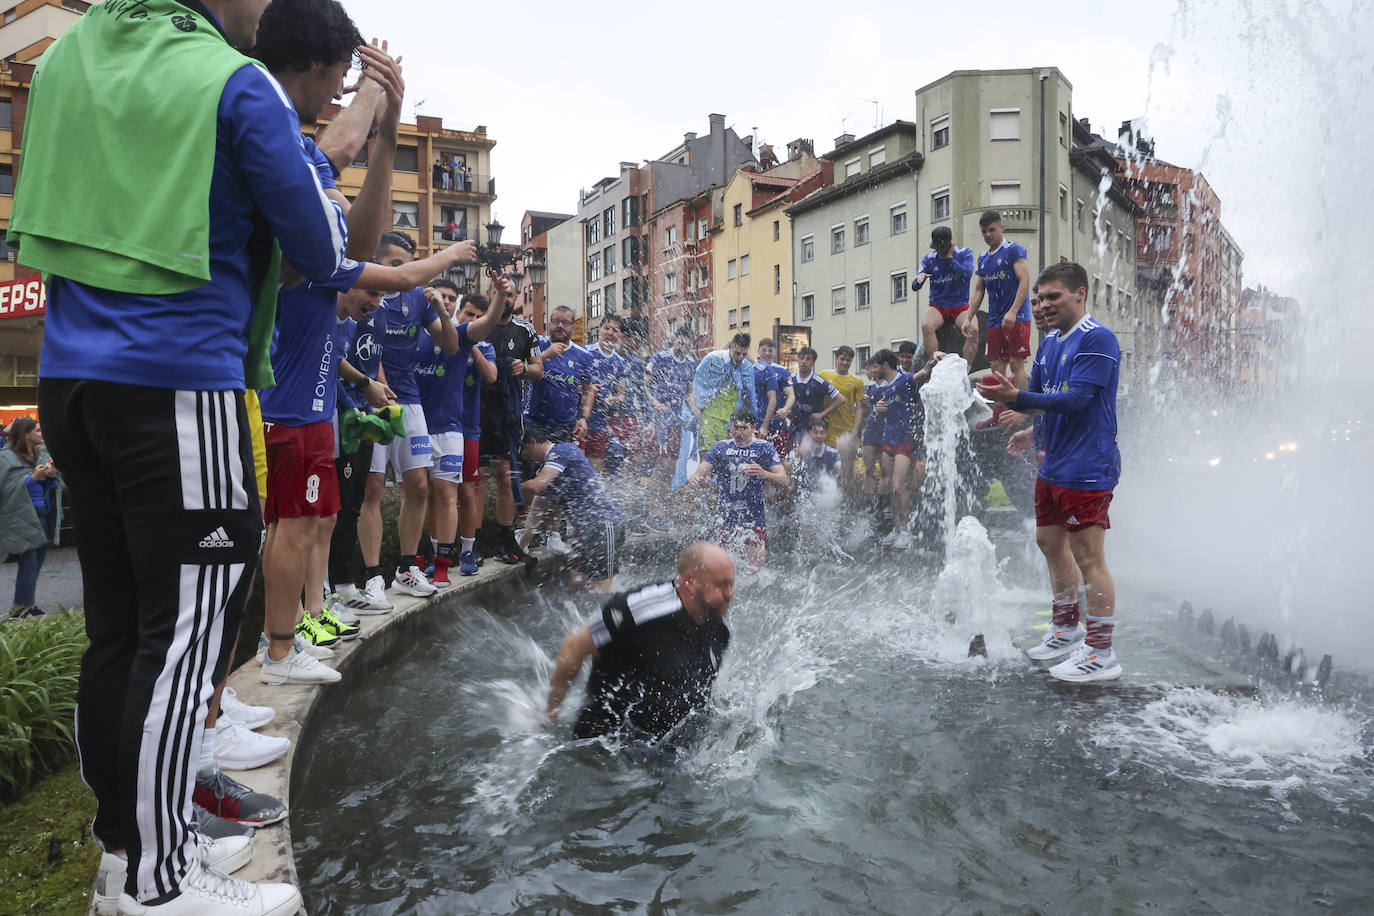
676, 541, 736, 622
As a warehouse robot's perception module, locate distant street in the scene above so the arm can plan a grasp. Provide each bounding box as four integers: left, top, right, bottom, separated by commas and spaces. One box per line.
1, 546, 84, 616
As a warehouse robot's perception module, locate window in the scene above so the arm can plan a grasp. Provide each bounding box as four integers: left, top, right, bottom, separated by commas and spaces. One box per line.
931, 187, 951, 221
774, 264, 781, 295
845, 158, 861, 179
831, 285, 846, 314
587, 219, 600, 245
741, 305, 751, 326
1105, 283, 1114, 311
604, 245, 616, 275
1118, 230, 1128, 255
699, 263, 709, 284
733, 203, 743, 226
665, 225, 677, 249
0, 233, 15, 261
1059, 112, 1069, 148
1105, 220, 1114, 252
393, 145, 419, 172
832, 226, 845, 253
990, 181, 1021, 206
856, 345, 871, 366
604, 206, 616, 237
588, 253, 602, 282
1076, 198, 1086, 232
665, 272, 676, 299
623, 236, 637, 267
989, 109, 1021, 141
869, 146, 886, 168
891, 205, 908, 235
624, 196, 639, 227
729, 308, 738, 328
698, 218, 709, 240
855, 217, 870, 246
0, 164, 12, 196
891, 272, 908, 302
623, 277, 637, 309
391, 200, 418, 228
773, 220, 780, 242
0, 98, 10, 131
2, 9, 14, 24
802, 294, 815, 320
929, 117, 952, 152
740, 254, 750, 276
1059, 185, 1069, 220
801, 235, 814, 262
728, 258, 737, 280
1093, 277, 1101, 307
588, 289, 602, 319
605, 283, 616, 312
855, 280, 871, 310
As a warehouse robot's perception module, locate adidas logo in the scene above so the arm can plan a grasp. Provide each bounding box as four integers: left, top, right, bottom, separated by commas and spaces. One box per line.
200, 527, 235, 548
1066, 515, 1079, 526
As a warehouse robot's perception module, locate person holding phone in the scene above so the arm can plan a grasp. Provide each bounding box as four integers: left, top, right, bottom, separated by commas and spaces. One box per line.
0, 417, 59, 619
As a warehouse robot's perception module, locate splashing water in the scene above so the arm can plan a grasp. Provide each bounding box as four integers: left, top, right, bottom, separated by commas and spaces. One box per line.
918, 354, 977, 544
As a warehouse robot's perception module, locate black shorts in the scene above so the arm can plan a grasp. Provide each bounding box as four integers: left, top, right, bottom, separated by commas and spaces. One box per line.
479, 424, 513, 462
570, 519, 626, 581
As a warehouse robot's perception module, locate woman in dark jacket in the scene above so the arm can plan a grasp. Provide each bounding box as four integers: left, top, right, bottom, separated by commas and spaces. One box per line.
1, 417, 59, 619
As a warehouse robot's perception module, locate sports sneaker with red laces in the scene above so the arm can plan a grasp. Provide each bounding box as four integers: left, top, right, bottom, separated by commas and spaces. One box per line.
193, 768, 288, 826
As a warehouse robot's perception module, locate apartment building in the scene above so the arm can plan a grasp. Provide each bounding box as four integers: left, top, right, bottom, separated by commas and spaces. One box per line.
576, 162, 651, 341
649, 189, 717, 352
518, 210, 574, 334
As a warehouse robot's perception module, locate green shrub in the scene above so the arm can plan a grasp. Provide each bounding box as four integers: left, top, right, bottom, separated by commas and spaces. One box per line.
0, 611, 88, 799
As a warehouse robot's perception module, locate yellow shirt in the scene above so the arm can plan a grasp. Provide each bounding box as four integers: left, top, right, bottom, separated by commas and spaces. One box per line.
819, 370, 867, 444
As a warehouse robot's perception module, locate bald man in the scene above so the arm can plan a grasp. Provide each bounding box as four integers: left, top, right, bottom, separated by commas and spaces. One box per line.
545, 542, 736, 741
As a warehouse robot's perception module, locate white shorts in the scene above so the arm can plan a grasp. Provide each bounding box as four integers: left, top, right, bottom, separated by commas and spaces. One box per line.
429, 431, 465, 482
369, 403, 433, 475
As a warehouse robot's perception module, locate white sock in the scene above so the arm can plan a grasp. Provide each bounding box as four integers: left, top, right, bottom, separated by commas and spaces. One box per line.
335, 582, 358, 597
430, 536, 439, 555
198, 725, 218, 776
460, 537, 475, 553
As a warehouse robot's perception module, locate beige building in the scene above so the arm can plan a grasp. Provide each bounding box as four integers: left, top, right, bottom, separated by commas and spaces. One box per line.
0, 0, 88, 63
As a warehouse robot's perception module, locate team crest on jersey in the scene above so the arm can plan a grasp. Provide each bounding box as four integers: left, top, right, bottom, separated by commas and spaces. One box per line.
402, 304, 411, 317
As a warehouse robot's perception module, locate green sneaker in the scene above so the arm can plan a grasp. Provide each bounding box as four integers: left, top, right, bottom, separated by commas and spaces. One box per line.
295, 614, 341, 648
315, 605, 360, 641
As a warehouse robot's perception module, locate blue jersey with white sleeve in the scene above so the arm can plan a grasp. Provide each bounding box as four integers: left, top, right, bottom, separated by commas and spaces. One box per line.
526, 340, 594, 429
646, 350, 695, 420
585, 344, 628, 431
790, 372, 841, 428
1017, 316, 1121, 490
752, 364, 779, 424
379, 287, 439, 405
41, 65, 351, 391
977, 240, 1031, 324
918, 247, 975, 307
877, 371, 919, 446
462, 341, 495, 438
543, 442, 621, 524
415, 323, 475, 435
705, 438, 781, 529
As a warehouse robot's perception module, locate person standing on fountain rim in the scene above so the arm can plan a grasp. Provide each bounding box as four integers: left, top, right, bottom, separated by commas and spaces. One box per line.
977, 261, 1123, 684
545, 542, 736, 742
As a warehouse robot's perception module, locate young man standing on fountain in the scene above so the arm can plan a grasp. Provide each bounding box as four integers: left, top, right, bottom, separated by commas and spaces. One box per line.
977, 262, 1123, 684
969, 210, 1032, 389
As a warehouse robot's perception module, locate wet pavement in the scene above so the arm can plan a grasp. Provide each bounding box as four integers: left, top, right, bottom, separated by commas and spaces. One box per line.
1, 545, 85, 615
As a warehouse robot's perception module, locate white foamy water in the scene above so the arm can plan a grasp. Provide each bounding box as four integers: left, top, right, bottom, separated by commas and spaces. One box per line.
918, 354, 977, 543
1092, 688, 1373, 818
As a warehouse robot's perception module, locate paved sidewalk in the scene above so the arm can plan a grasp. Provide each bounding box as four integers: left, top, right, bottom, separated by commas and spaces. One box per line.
0, 545, 84, 614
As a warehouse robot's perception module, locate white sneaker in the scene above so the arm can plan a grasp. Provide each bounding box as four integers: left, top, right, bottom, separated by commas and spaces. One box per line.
214, 717, 290, 770
546, 532, 573, 556
259, 645, 342, 685
97, 834, 256, 915
255, 633, 332, 664
219, 687, 274, 730
393, 566, 437, 597
893, 530, 912, 549
353, 576, 394, 613
1048, 643, 1123, 683
324, 593, 361, 627
1026, 624, 1086, 661
116, 856, 300, 916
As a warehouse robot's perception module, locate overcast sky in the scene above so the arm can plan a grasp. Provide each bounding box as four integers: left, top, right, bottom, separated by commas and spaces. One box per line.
339, 0, 1369, 308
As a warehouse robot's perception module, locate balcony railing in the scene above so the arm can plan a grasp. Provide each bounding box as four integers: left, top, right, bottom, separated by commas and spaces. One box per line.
433, 224, 470, 245
432, 170, 495, 196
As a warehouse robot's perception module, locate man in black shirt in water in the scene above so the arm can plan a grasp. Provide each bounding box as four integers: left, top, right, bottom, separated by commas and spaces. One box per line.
545, 542, 736, 741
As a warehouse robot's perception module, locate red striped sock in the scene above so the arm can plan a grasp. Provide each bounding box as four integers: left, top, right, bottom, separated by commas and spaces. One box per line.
1052, 600, 1080, 628
1085, 614, 1114, 649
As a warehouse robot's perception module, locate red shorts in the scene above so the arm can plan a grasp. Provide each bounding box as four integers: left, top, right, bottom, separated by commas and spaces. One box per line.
986, 321, 1032, 362
263, 420, 340, 524
608, 416, 653, 466
463, 438, 480, 482
716, 525, 767, 555
882, 440, 915, 458
659, 424, 683, 461
579, 428, 609, 461
934, 304, 969, 323
769, 426, 794, 459
1035, 479, 1113, 531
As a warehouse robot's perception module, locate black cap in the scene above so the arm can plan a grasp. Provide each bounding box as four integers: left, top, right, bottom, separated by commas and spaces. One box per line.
930, 226, 952, 249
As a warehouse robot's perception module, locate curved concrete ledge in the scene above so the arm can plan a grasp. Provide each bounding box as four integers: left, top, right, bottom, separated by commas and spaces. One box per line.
212, 552, 556, 911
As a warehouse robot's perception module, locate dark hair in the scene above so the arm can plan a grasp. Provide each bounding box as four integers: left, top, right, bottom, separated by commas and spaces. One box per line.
757, 338, 777, 350
524, 426, 553, 444
552, 305, 575, 317
377, 231, 415, 258
798, 346, 817, 360
674, 325, 695, 338
460, 293, 490, 312
429, 278, 460, 295
730, 408, 757, 427
979, 210, 1002, 229
249, 0, 363, 73
730, 332, 752, 350
835, 345, 855, 359
897, 340, 918, 355
808, 417, 829, 433
600, 313, 624, 331
8, 416, 37, 465
1037, 261, 1089, 294
872, 349, 899, 370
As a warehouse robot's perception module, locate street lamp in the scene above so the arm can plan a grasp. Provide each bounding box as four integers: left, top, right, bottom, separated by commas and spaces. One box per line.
485, 220, 504, 246
525, 253, 548, 288
474, 219, 545, 284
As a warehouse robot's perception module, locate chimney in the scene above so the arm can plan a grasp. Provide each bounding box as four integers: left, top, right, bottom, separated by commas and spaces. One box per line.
684, 131, 698, 144
834, 132, 855, 149
787, 138, 815, 161
1078, 117, 1091, 132
741, 134, 753, 150
619, 161, 637, 173
709, 113, 726, 134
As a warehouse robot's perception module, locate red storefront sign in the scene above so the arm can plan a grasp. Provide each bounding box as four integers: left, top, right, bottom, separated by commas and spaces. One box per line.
0, 276, 46, 321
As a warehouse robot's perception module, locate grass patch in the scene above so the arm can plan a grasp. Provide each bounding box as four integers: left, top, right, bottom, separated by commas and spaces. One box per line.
1, 610, 87, 797
987, 480, 1011, 509
0, 761, 99, 915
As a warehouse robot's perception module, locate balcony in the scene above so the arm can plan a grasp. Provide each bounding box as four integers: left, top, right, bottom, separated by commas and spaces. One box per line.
432, 225, 470, 245
432, 169, 495, 198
